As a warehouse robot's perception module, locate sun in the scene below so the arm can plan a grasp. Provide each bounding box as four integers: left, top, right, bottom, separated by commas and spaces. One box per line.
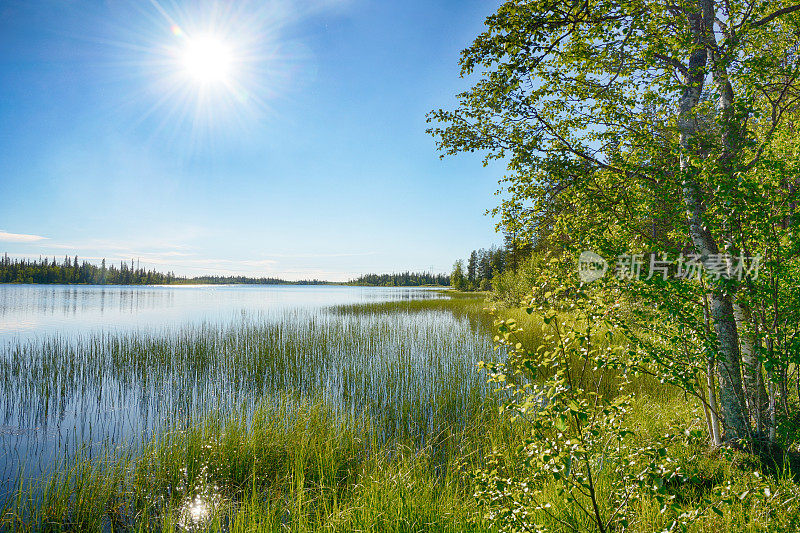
117, 2, 296, 144
180, 33, 235, 85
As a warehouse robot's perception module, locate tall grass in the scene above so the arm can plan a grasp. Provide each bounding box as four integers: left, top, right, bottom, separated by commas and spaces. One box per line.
0, 293, 505, 530
3, 291, 790, 532
1, 304, 492, 439
5, 394, 503, 532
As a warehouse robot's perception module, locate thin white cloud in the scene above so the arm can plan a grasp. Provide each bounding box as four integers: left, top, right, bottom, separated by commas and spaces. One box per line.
47, 239, 194, 253
0, 230, 48, 243
263, 251, 378, 259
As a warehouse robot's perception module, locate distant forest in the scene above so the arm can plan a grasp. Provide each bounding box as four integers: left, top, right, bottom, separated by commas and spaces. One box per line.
347, 272, 449, 287
350, 243, 518, 290
1, 254, 515, 288
0, 255, 329, 285
450, 244, 521, 291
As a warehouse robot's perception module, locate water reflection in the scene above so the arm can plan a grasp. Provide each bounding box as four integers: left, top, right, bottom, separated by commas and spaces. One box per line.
0, 286, 487, 509
0, 285, 445, 344
178, 494, 215, 530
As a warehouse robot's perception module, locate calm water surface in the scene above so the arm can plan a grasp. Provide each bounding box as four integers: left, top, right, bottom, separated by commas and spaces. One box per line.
0, 284, 489, 503
0, 284, 445, 344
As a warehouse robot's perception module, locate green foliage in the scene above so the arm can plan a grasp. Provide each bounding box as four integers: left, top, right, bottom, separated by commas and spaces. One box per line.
451, 259, 467, 291
476, 282, 681, 532
488, 254, 555, 307
428, 0, 800, 446
475, 280, 800, 532
0, 254, 330, 286
347, 271, 449, 287
0, 254, 180, 285
453, 246, 511, 292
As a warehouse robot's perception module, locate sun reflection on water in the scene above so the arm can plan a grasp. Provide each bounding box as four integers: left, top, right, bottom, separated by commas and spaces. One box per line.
175, 462, 222, 532
178, 495, 212, 529
176, 490, 222, 531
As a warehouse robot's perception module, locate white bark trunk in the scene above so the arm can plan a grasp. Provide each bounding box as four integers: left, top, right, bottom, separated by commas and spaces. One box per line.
734, 300, 768, 438
678, 0, 749, 442
707, 357, 722, 446
702, 293, 722, 445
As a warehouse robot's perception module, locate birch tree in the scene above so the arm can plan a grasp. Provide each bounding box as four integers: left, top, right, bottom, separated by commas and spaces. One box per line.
429, 0, 800, 443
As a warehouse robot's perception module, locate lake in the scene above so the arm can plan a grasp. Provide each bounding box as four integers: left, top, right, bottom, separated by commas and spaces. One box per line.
0, 284, 491, 506
0, 284, 448, 345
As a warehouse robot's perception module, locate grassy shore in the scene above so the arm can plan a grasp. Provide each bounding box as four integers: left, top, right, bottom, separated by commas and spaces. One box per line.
1, 295, 496, 531
2, 295, 800, 531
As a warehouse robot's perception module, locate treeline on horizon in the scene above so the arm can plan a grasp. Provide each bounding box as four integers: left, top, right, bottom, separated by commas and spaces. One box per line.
347, 271, 449, 287
345, 244, 523, 289
450, 241, 527, 291
1, 253, 523, 289
0, 255, 329, 286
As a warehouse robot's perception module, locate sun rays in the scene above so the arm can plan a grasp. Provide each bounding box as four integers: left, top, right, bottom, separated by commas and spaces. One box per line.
93, 0, 315, 149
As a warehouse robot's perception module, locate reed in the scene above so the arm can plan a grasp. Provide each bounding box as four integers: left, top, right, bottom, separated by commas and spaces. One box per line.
0, 295, 506, 531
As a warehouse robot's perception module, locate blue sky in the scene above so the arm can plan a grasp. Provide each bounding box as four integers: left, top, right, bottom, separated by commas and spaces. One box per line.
0, 0, 503, 281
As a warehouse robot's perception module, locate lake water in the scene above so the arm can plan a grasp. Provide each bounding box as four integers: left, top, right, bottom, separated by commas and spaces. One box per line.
0, 284, 447, 345
0, 284, 490, 503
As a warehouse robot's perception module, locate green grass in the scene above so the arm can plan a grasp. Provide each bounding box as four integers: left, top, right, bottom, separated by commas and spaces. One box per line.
1, 302, 493, 447
5, 396, 500, 532
0, 295, 501, 531
470, 303, 800, 532
3, 294, 800, 531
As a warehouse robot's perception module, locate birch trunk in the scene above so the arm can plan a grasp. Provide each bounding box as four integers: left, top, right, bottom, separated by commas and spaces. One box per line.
734, 300, 768, 438
707, 357, 722, 446
768, 374, 777, 443
679, 0, 749, 442
703, 293, 722, 445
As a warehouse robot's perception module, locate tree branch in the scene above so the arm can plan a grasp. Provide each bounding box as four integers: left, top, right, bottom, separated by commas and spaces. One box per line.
654, 53, 689, 77
751, 4, 800, 27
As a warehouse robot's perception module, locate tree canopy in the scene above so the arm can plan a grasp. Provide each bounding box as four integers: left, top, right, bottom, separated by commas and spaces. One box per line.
430, 0, 800, 444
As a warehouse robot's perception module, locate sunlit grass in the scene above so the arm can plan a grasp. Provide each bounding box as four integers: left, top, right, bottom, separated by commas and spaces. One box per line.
2, 294, 797, 531
0, 296, 503, 530
1, 303, 492, 444
4, 395, 502, 531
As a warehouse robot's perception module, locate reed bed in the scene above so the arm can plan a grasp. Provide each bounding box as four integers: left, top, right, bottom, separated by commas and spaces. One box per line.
1, 294, 767, 532
0, 294, 505, 531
